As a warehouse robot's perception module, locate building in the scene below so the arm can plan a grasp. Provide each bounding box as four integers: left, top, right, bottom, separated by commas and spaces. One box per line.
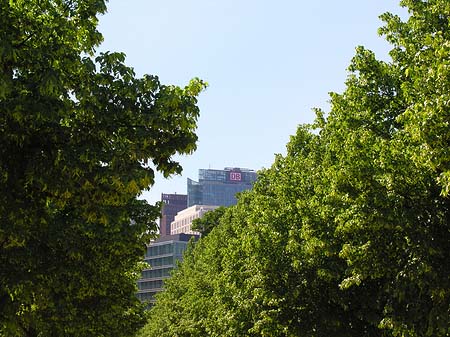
159, 193, 187, 237
170, 205, 219, 235
187, 167, 257, 207
137, 233, 198, 304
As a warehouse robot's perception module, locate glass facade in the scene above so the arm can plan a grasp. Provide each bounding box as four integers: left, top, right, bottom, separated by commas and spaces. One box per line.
187, 167, 257, 207
187, 179, 202, 207
136, 233, 198, 305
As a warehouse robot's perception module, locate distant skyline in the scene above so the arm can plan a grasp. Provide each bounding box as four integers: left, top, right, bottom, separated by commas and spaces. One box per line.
97, 1, 407, 206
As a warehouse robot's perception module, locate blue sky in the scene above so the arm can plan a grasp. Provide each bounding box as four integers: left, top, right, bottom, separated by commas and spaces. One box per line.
97, 1, 407, 206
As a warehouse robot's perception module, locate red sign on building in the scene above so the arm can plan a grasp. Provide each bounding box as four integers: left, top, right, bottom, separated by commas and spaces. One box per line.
229, 171, 242, 181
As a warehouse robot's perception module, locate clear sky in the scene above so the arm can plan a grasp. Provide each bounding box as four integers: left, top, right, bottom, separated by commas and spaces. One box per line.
97, 1, 407, 206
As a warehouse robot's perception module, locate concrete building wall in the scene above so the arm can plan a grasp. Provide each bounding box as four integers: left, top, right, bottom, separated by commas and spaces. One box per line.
159, 193, 187, 237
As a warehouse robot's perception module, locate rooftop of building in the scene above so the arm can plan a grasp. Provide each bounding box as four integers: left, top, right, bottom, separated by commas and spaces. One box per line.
174, 204, 219, 217
151, 233, 199, 245
161, 193, 187, 200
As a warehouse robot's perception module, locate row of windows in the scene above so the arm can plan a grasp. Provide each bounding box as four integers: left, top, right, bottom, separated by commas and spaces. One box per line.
172, 228, 185, 235
202, 184, 252, 207
162, 199, 187, 206
141, 268, 172, 280
146, 243, 174, 257
199, 169, 227, 182
172, 227, 198, 235
188, 182, 253, 207
172, 215, 195, 228
138, 279, 164, 291
136, 292, 156, 302
162, 193, 187, 202
146, 242, 189, 258
198, 169, 257, 183
145, 256, 174, 267
237, 171, 257, 183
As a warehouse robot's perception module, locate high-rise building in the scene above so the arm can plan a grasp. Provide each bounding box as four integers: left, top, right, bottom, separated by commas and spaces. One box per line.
187, 167, 257, 207
170, 205, 219, 235
159, 193, 187, 236
137, 233, 198, 305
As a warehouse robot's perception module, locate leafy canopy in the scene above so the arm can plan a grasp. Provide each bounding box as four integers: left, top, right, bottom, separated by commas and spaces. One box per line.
140, 1, 450, 336
0, 1, 206, 336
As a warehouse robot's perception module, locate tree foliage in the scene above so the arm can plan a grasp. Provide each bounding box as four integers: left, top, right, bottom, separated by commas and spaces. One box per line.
191, 206, 227, 237
140, 1, 450, 336
0, 1, 205, 336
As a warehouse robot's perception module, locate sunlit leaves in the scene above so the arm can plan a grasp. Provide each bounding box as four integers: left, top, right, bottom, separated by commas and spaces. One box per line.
0, 1, 205, 336
140, 1, 449, 336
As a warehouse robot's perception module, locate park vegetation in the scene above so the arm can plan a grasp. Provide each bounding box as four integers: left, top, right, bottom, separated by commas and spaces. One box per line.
140, 1, 450, 336
0, 1, 205, 336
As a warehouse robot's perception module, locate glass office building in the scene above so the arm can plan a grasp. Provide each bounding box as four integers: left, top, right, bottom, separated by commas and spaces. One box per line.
137, 233, 198, 304
187, 167, 257, 207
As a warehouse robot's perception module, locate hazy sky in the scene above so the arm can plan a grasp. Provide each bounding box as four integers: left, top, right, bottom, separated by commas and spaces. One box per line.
97, 1, 407, 206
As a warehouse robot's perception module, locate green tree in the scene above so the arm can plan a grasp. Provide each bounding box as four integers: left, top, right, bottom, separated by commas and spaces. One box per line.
0, 1, 206, 336
140, 1, 450, 336
380, 0, 450, 197
191, 206, 227, 236
139, 203, 257, 337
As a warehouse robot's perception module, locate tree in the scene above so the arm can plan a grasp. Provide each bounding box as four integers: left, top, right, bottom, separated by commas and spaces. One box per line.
191, 206, 227, 237
139, 202, 258, 337
0, 1, 206, 336
380, 0, 450, 197
140, 1, 450, 336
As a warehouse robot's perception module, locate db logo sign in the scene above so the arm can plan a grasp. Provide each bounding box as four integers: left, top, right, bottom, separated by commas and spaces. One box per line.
230, 172, 242, 181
